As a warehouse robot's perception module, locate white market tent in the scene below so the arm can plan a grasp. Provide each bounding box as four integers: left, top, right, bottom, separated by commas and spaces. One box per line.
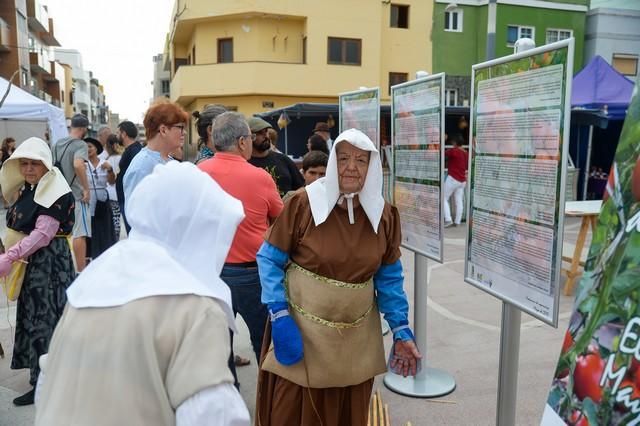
0, 76, 68, 145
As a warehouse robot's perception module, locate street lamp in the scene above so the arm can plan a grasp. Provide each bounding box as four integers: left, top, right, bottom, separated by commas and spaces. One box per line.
486, 0, 497, 60
514, 37, 536, 54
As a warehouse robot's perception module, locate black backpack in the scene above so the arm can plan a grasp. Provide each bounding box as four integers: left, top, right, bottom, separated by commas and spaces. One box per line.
53, 140, 76, 185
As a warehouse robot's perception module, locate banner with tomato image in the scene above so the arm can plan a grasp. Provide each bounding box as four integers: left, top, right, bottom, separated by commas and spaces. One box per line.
542, 77, 640, 425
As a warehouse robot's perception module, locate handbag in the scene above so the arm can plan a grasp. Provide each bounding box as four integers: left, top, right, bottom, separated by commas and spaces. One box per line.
1, 228, 28, 301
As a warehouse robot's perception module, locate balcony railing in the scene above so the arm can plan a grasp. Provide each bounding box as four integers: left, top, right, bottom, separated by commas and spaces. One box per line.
30, 51, 51, 75
170, 61, 371, 104
27, 0, 49, 33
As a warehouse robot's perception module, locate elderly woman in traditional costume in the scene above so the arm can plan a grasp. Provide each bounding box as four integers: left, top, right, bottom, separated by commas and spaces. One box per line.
256, 128, 421, 425
35, 162, 250, 425
0, 137, 75, 406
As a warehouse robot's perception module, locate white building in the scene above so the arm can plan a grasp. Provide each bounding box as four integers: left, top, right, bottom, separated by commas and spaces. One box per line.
152, 53, 170, 100
54, 48, 92, 122
585, 0, 640, 80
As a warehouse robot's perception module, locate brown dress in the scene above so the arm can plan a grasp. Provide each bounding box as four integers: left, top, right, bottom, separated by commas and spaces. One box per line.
256, 190, 401, 426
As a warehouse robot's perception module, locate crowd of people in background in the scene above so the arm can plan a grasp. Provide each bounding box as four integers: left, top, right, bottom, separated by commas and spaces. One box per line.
0, 98, 426, 425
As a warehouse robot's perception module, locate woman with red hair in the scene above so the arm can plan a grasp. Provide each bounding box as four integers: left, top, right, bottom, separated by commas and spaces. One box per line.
122, 99, 189, 212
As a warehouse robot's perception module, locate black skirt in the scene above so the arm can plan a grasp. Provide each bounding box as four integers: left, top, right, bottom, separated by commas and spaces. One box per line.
90, 199, 116, 259
11, 237, 76, 385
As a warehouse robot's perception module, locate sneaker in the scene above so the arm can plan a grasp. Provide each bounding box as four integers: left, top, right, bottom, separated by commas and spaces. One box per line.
13, 388, 35, 406
234, 355, 251, 367
444, 221, 453, 228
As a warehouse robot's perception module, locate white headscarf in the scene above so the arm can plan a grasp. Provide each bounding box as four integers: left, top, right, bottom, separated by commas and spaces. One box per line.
305, 128, 384, 233
0, 137, 71, 208
66, 161, 245, 330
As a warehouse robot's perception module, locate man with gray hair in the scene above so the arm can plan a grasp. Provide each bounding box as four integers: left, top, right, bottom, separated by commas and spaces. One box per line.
96, 125, 112, 161
198, 112, 283, 387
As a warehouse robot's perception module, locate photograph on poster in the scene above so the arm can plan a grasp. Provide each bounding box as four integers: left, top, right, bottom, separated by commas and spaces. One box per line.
339, 88, 380, 148
465, 42, 573, 325
392, 75, 444, 261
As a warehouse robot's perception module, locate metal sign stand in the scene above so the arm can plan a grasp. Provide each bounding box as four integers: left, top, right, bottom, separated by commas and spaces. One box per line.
383, 252, 456, 397
496, 303, 521, 425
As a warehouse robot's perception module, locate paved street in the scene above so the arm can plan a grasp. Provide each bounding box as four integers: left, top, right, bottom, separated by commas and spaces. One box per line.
0, 217, 587, 425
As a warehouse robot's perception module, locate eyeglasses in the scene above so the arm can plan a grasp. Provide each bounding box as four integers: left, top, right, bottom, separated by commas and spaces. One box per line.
239, 134, 257, 142
170, 124, 186, 135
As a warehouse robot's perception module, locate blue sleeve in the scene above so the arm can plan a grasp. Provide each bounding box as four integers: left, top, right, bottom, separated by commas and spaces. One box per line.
374, 260, 414, 341
123, 156, 150, 212
122, 160, 140, 207
257, 242, 289, 305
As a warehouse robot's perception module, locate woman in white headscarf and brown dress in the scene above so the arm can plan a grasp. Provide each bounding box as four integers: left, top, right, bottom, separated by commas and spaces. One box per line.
0, 137, 75, 406
35, 162, 250, 426
255, 128, 422, 426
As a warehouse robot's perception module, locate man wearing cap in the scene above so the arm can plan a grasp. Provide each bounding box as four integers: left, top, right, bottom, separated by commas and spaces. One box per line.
248, 117, 304, 197
313, 121, 333, 151
115, 121, 140, 234
54, 113, 92, 271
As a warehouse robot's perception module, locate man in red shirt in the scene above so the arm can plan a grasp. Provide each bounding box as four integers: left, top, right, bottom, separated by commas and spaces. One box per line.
444, 133, 469, 227
198, 112, 283, 385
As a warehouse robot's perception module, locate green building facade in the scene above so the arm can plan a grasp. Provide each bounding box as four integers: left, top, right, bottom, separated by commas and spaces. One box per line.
432, 0, 588, 107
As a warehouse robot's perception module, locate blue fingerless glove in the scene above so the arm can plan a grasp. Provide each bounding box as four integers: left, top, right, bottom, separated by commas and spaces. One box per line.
268, 302, 303, 366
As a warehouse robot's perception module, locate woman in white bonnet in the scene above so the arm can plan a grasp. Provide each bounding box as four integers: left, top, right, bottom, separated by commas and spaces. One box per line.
256, 128, 421, 426
0, 137, 75, 406
36, 162, 250, 426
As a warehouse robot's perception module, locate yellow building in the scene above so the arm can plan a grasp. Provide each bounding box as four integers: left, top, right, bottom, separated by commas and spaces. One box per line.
166, 0, 433, 116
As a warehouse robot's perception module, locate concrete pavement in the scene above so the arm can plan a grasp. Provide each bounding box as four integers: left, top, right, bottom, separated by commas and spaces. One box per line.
0, 217, 587, 425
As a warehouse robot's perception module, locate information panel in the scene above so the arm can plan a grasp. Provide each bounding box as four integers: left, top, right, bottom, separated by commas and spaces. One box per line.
465, 39, 574, 326
391, 74, 444, 262
339, 88, 380, 149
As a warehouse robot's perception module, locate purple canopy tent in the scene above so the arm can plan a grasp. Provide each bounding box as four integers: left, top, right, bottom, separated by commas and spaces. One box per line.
571, 55, 634, 198
572, 55, 634, 119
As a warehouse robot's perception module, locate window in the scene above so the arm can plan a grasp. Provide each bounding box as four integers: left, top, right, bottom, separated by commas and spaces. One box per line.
302, 36, 307, 64
161, 80, 170, 94
444, 9, 463, 32
61, 89, 64, 103
390, 4, 409, 29
446, 89, 458, 107
546, 29, 572, 44
174, 58, 188, 73
612, 54, 639, 77
192, 46, 196, 65
388, 72, 408, 95
217, 38, 233, 63
327, 37, 362, 66
507, 25, 535, 45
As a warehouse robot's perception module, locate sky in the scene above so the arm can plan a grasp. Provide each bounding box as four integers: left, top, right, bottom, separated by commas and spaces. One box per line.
45, 0, 175, 123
